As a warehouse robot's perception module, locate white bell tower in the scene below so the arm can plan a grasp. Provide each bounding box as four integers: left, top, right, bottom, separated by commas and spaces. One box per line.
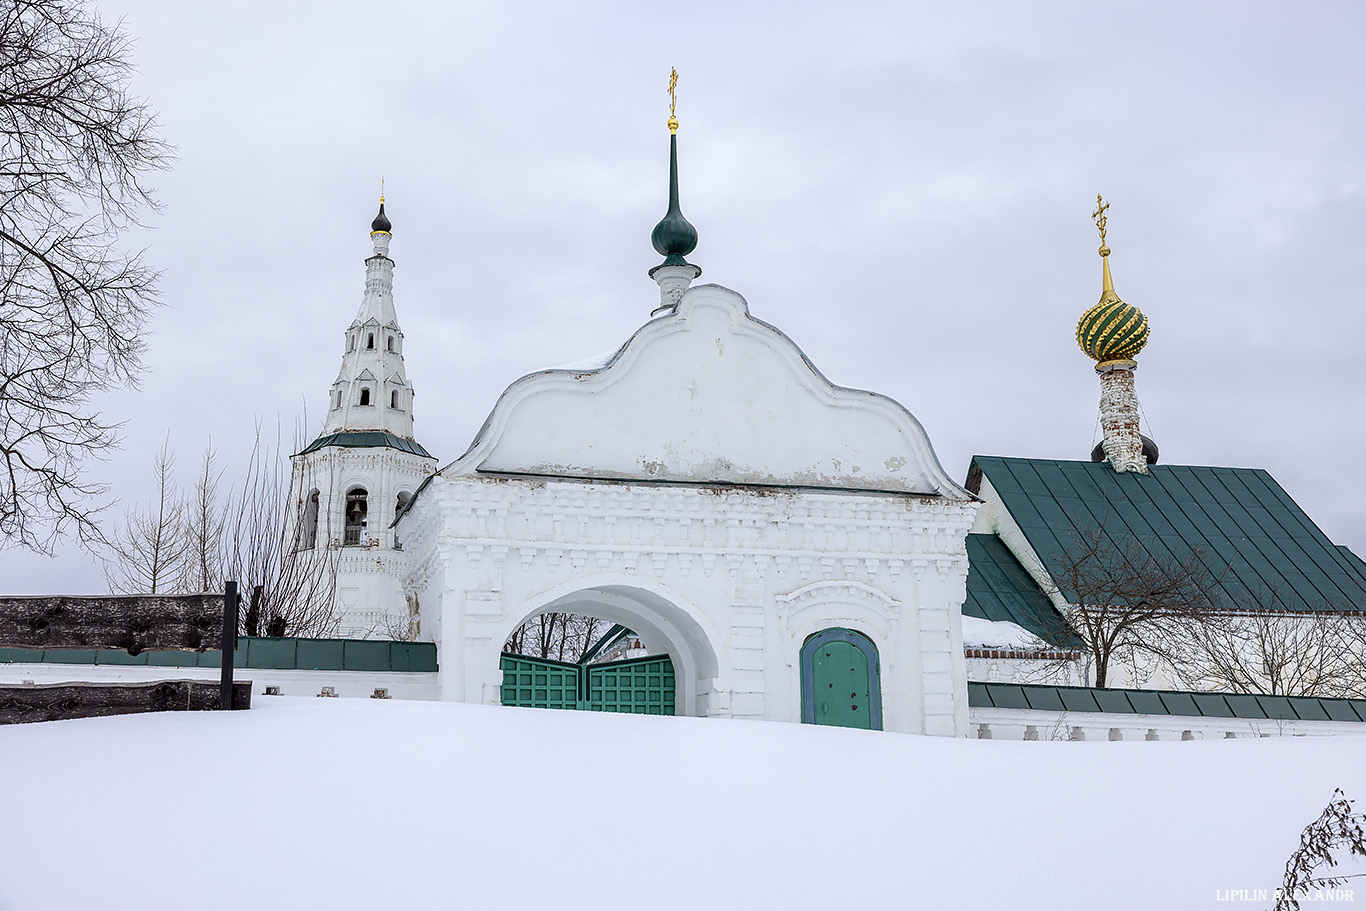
287, 197, 438, 639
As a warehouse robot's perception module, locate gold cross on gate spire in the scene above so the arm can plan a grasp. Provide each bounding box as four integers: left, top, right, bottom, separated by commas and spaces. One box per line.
667, 67, 679, 134
1092, 194, 1110, 249
380, 175, 385, 204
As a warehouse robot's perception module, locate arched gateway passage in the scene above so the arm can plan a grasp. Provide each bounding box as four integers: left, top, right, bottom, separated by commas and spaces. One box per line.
498, 584, 719, 717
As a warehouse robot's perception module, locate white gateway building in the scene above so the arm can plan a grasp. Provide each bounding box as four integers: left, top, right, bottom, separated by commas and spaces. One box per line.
288, 107, 984, 735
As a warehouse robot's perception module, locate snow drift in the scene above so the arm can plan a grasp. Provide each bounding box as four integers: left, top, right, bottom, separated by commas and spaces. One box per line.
1, 699, 1364, 910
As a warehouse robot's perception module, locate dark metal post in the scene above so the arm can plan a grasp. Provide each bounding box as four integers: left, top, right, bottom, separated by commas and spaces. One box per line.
220, 581, 238, 710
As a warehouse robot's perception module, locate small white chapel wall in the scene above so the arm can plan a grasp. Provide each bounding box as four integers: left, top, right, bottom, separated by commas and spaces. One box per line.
399, 281, 982, 735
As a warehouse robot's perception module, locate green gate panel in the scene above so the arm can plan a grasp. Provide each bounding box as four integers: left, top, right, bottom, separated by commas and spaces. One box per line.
587, 657, 676, 715
499, 655, 582, 710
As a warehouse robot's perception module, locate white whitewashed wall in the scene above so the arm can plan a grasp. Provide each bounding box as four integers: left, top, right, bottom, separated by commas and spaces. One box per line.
400, 474, 978, 735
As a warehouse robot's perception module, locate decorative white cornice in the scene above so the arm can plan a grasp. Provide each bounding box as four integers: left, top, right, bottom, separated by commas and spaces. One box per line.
775, 580, 902, 637
396, 474, 976, 601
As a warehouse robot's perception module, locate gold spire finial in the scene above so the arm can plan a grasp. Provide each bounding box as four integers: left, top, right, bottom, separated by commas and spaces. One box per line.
380, 176, 385, 205
667, 67, 679, 134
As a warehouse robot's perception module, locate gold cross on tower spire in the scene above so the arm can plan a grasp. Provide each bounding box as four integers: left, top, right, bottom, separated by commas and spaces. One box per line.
667, 67, 679, 134
1092, 194, 1110, 254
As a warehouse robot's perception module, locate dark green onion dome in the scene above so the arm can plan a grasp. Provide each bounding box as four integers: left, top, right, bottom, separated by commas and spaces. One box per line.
371, 200, 392, 234
650, 134, 697, 266
1077, 246, 1149, 363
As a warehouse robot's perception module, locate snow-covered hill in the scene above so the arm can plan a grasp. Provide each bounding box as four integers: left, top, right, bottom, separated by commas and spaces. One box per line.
2, 699, 1364, 910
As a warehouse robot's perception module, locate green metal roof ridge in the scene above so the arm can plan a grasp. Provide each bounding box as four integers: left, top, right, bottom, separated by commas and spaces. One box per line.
971, 454, 1290, 474
298, 431, 434, 459
968, 681, 1366, 722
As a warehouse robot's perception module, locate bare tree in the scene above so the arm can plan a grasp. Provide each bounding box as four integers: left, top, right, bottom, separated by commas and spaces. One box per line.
101, 425, 340, 635
178, 440, 224, 593
102, 435, 186, 594
1170, 585, 1366, 698
504, 612, 609, 663
222, 424, 339, 638
1276, 789, 1366, 910
1040, 524, 1224, 687
0, 0, 170, 552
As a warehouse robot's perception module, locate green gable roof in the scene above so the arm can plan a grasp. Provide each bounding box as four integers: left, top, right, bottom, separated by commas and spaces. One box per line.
964, 534, 1079, 648
298, 431, 433, 459
970, 456, 1366, 613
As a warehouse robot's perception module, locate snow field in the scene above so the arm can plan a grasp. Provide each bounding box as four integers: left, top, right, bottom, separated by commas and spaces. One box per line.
1, 698, 1364, 910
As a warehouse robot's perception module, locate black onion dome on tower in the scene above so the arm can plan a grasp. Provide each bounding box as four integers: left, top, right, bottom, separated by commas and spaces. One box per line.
1092, 434, 1160, 466
650, 133, 698, 268
371, 200, 392, 234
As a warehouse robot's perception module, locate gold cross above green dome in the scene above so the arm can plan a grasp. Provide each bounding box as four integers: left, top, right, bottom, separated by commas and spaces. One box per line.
1076, 195, 1149, 364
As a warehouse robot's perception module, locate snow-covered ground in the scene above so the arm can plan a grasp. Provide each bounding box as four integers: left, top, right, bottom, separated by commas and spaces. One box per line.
2, 699, 1365, 910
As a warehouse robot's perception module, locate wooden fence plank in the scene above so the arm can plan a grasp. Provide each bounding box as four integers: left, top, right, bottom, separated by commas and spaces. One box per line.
0, 680, 251, 724
0, 594, 225, 654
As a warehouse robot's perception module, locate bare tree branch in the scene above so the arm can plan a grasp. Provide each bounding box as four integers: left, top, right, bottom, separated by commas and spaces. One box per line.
0, 0, 170, 552
1276, 789, 1366, 910
179, 438, 223, 593
1168, 585, 1366, 698
103, 426, 339, 636
1038, 522, 1225, 687
222, 422, 339, 638
101, 434, 186, 594
504, 612, 609, 664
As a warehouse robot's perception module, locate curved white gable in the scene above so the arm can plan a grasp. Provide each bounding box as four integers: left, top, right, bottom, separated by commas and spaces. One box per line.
447, 284, 970, 498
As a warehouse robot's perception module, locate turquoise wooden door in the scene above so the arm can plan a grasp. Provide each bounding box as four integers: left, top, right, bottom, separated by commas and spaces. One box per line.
800, 628, 882, 730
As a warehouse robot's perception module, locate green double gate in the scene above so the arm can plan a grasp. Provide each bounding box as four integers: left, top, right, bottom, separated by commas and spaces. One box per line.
499, 653, 676, 715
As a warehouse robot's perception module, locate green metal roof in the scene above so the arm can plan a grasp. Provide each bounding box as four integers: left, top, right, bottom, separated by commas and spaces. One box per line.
0, 636, 438, 673
969, 682, 1366, 722
964, 534, 1079, 648
298, 431, 433, 459
1338, 546, 1366, 587
970, 457, 1366, 612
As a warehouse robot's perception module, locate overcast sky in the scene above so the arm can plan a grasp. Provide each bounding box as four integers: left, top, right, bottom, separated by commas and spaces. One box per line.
5, 1, 1364, 593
